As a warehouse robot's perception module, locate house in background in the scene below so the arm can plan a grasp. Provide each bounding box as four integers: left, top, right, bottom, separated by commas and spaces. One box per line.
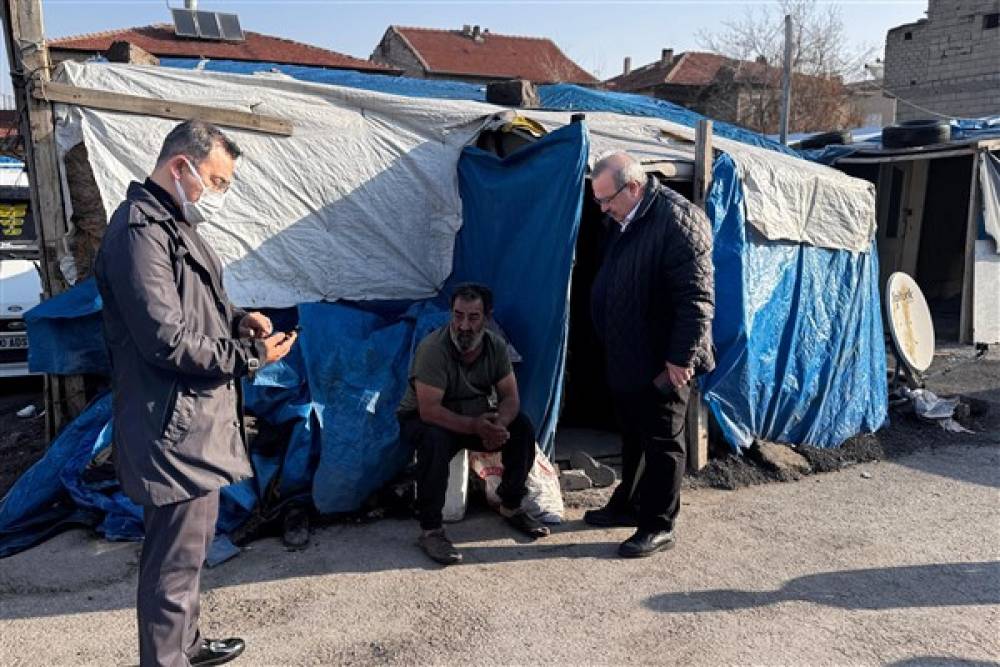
846, 79, 897, 128
49, 23, 397, 75
884, 0, 1000, 122
605, 48, 855, 135
370, 25, 598, 85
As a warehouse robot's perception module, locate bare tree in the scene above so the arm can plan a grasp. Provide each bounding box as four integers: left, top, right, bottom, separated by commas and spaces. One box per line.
699, 0, 872, 134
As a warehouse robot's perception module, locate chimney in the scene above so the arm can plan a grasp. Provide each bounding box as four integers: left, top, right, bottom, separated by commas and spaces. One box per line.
756, 55, 768, 65
623, 57, 632, 75
184, 0, 198, 9
462, 24, 472, 35
661, 48, 674, 63
472, 25, 482, 41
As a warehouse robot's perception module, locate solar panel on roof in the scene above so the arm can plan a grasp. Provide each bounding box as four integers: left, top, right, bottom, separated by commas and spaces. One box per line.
171, 8, 199, 38
195, 11, 223, 39
217, 13, 245, 42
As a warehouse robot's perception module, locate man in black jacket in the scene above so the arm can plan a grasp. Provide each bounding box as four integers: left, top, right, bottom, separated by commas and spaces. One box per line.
95, 120, 296, 666
584, 151, 715, 558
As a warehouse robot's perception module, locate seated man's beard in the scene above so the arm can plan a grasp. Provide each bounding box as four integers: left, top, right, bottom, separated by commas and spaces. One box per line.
451, 327, 485, 352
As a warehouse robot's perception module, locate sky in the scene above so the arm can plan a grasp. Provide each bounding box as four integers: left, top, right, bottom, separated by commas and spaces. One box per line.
1, 0, 928, 97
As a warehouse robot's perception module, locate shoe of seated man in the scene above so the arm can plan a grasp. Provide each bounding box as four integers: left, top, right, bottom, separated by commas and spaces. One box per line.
189, 637, 245, 666
418, 528, 462, 565
498, 506, 550, 538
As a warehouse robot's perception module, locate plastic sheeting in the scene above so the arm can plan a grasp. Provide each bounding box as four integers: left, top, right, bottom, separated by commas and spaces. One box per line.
980, 151, 1000, 251
24, 277, 109, 375
55, 60, 497, 307
701, 154, 888, 449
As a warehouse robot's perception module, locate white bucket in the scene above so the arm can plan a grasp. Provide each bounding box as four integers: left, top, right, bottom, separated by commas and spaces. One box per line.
441, 450, 469, 522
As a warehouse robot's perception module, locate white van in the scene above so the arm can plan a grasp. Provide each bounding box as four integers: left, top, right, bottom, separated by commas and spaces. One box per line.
0, 258, 41, 377
0, 159, 41, 377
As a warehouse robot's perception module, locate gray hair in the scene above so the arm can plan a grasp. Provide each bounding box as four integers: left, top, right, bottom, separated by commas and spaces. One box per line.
154, 119, 242, 168
592, 150, 646, 189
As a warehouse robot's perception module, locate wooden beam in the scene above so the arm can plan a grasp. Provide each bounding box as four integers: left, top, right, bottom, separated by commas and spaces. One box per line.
687, 118, 713, 472
34, 81, 294, 136
836, 147, 977, 165
959, 150, 982, 344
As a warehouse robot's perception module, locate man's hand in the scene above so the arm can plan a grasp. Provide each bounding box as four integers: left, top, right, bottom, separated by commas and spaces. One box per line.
475, 412, 509, 451
238, 312, 273, 339
665, 362, 693, 389
262, 331, 296, 365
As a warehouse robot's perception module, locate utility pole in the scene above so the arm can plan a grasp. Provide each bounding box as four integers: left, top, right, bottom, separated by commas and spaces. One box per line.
2, 0, 84, 437
779, 13, 793, 145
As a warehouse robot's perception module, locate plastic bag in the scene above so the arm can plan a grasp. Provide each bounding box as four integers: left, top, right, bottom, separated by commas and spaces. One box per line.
469, 445, 564, 524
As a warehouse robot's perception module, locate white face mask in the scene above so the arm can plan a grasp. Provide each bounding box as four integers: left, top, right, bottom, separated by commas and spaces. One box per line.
173, 157, 227, 224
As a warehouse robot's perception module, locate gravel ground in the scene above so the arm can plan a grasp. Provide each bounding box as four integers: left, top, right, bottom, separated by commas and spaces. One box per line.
0, 347, 998, 666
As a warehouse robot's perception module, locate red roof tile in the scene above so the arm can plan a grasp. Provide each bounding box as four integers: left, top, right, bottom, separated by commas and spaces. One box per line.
391, 26, 598, 85
605, 52, 730, 90
50, 24, 395, 73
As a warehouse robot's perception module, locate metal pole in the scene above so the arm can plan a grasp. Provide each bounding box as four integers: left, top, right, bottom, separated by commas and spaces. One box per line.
779, 13, 793, 145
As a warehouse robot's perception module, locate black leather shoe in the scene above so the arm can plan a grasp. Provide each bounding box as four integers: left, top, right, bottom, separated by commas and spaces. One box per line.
583, 504, 639, 528
618, 529, 676, 558
503, 510, 551, 539
190, 638, 246, 666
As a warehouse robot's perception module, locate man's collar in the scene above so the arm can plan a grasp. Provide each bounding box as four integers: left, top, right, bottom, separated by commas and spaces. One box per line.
127, 181, 174, 223
617, 197, 643, 232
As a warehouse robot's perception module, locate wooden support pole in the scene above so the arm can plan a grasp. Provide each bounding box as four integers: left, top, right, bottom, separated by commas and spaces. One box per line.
2, 0, 94, 436
959, 148, 982, 344
687, 119, 714, 472
34, 81, 294, 136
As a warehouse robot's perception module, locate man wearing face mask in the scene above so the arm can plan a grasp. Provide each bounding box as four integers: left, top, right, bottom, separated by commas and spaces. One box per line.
94, 120, 297, 666
397, 283, 548, 565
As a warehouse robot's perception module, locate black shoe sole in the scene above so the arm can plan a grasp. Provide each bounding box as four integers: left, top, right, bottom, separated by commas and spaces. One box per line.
191, 645, 245, 667
618, 539, 676, 558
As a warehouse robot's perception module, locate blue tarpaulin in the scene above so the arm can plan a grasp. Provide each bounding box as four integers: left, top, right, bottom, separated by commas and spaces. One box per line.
702, 154, 888, 448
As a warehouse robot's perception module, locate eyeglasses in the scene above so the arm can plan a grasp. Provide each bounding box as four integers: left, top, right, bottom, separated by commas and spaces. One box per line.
593, 182, 627, 206
182, 156, 232, 194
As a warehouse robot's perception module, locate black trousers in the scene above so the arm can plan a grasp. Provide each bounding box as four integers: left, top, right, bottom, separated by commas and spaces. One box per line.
138, 490, 219, 667
399, 413, 536, 530
608, 384, 690, 533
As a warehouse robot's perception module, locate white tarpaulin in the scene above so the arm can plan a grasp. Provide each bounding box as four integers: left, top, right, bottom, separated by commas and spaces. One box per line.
980, 151, 1000, 252
53, 61, 877, 307
724, 143, 877, 253
55, 61, 496, 307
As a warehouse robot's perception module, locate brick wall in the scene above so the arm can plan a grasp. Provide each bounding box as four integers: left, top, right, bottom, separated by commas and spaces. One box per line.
884, 0, 1000, 121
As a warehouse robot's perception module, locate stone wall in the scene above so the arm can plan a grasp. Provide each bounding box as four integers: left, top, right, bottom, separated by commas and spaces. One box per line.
370, 30, 427, 78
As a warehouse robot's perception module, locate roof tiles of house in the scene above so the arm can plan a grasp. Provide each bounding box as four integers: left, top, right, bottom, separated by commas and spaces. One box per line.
391, 26, 598, 85
50, 24, 396, 73
605, 52, 731, 91
605, 51, 834, 92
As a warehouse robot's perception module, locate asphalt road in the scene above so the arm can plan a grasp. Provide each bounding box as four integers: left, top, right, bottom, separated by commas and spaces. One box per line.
2, 437, 998, 666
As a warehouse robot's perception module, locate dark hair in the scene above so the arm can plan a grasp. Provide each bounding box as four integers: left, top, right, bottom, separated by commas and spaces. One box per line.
154, 119, 242, 168
450, 283, 493, 314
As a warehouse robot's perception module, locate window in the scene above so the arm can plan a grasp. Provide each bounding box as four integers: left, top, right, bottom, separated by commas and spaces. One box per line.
984, 13, 999, 30
904, 31, 913, 40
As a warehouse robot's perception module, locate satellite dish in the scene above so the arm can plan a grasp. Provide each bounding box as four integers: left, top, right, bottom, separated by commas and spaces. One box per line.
885, 272, 935, 378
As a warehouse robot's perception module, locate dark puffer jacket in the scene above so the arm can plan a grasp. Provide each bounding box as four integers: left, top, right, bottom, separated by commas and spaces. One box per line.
590, 177, 715, 394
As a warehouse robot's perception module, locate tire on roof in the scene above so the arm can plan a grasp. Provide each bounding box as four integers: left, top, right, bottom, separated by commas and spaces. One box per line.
796, 130, 853, 150
881, 120, 951, 149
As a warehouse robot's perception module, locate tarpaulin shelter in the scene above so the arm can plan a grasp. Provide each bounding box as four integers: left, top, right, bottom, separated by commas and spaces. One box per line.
1, 59, 887, 557
799, 119, 1000, 345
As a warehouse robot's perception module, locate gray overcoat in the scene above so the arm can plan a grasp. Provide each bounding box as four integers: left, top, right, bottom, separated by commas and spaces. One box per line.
94, 181, 263, 507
